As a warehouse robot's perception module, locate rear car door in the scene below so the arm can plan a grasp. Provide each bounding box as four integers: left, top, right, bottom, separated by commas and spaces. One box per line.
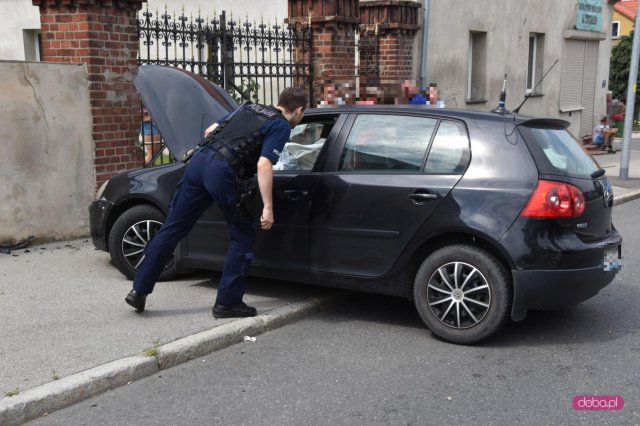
309, 112, 471, 276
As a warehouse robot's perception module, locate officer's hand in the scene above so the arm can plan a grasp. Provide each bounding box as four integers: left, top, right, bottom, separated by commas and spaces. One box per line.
260, 206, 274, 230
204, 122, 219, 137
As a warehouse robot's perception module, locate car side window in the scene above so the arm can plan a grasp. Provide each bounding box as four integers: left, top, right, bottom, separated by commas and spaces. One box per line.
274, 121, 332, 171
424, 120, 470, 174
339, 114, 438, 172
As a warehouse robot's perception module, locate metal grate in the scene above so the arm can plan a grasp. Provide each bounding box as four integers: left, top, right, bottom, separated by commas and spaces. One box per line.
136, 7, 313, 167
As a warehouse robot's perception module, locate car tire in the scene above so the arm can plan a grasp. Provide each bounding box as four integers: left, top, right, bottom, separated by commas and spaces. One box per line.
413, 244, 511, 345
108, 205, 178, 281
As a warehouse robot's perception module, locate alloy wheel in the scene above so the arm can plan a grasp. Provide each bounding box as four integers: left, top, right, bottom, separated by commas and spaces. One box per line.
120, 219, 173, 271
427, 261, 491, 329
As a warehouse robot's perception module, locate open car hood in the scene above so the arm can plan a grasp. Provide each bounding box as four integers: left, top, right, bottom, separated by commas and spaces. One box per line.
134, 65, 238, 161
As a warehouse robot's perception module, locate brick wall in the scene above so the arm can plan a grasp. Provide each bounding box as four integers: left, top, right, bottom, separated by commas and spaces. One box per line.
289, 0, 421, 105
360, 0, 420, 104
288, 0, 360, 105
33, 0, 145, 189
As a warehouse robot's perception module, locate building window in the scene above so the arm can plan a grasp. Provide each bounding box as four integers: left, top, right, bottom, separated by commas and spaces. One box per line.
612, 21, 620, 38
527, 33, 545, 94
22, 29, 42, 61
467, 31, 487, 102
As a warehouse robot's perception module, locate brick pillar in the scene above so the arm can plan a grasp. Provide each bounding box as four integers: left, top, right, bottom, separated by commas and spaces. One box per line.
359, 0, 420, 104
32, 0, 145, 189
287, 0, 360, 106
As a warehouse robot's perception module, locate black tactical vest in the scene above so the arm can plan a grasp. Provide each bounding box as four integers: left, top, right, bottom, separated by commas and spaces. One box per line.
208, 102, 285, 178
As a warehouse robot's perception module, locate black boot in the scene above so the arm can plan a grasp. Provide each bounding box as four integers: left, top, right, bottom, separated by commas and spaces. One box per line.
212, 302, 257, 318
125, 290, 147, 312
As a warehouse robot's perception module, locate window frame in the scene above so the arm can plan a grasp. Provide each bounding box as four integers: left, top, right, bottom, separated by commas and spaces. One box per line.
337, 113, 440, 173
423, 119, 471, 175
329, 112, 471, 176
526, 33, 545, 95
273, 113, 344, 174
22, 29, 42, 62
612, 21, 620, 39
467, 31, 488, 103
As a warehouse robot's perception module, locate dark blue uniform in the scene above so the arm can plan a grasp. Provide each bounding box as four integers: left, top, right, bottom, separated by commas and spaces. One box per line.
132, 110, 290, 306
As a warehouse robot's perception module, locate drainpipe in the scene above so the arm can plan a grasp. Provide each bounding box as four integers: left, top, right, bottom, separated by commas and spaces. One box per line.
418, 0, 430, 91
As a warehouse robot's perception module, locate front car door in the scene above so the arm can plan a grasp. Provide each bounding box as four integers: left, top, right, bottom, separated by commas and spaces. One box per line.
309, 112, 471, 277
183, 113, 345, 270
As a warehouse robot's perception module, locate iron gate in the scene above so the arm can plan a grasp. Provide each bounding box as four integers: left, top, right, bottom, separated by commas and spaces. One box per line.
136, 7, 313, 166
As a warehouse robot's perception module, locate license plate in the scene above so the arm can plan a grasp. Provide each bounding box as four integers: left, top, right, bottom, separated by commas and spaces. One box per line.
603, 245, 622, 272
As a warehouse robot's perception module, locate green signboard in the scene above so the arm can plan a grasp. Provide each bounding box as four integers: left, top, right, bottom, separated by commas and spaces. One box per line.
577, 0, 603, 32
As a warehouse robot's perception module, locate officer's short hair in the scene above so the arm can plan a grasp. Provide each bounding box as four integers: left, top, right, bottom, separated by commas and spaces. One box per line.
278, 87, 308, 112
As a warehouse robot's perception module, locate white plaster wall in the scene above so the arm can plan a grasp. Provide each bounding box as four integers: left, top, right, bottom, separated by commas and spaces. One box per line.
142, 0, 286, 24
0, 0, 41, 60
0, 61, 95, 243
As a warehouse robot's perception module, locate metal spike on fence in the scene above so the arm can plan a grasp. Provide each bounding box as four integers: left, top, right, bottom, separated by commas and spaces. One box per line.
156, 7, 160, 59
190, 11, 194, 61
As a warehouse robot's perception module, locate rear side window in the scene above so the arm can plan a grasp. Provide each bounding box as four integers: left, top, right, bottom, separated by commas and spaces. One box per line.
339, 114, 438, 171
522, 127, 598, 178
425, 120, 470, 174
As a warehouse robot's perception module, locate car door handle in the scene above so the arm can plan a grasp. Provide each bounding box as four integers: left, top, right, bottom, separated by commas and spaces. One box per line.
408, 193, 437, 202
284, 189, 309, 200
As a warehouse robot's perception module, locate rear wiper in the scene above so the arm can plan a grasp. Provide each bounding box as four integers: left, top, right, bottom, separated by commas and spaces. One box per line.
591, 169, 606, 179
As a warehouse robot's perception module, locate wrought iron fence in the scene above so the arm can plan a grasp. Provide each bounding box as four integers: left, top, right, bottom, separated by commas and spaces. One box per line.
136, 7, 313, 166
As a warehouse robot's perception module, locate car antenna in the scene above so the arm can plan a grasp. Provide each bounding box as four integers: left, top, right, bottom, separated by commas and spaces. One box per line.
491, 74, 508, 115
513, 59, 558, 114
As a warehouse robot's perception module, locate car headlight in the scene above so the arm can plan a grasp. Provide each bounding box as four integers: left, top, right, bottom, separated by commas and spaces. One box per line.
95, 179, 110, 200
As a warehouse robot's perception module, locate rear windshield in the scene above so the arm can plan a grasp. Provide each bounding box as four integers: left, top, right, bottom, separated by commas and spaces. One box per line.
519, 126, 599, 178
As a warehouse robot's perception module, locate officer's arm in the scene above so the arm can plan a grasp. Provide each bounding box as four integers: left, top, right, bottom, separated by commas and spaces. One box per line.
257, 156, 274, 230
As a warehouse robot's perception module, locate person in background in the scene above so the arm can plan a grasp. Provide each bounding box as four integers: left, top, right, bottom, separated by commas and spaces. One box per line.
593, 116, 614, 152
140, 106, 163, 165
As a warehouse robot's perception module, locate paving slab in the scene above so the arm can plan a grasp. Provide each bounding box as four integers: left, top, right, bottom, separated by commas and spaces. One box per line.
0, 240, 345, 425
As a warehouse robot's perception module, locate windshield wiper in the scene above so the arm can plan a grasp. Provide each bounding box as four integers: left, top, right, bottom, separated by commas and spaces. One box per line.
591, 169, 606, 179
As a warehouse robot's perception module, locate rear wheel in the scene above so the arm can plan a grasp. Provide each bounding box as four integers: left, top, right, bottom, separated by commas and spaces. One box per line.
413, 245, 511, 345
108, 205, 178, 281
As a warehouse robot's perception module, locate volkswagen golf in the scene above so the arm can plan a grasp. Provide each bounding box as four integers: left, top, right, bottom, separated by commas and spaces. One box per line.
89, 65, 622, 344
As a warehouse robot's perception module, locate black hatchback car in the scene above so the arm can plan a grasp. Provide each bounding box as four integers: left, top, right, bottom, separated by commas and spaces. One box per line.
90, 72, 622, 344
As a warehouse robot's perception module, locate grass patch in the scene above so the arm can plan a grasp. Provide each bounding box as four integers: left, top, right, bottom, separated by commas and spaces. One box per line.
143, 339, 161, 357
5, 388, 19, 397
52, 370, 59, 380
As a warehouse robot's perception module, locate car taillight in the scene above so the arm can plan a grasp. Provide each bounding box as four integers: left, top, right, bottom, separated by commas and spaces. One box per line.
520, 180, 585, 218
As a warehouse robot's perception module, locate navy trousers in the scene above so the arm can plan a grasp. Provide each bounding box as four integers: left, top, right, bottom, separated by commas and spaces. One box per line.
132, 147, 258, 306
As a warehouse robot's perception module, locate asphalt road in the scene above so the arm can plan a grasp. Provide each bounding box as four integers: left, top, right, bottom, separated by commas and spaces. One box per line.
29, 200, 640, 426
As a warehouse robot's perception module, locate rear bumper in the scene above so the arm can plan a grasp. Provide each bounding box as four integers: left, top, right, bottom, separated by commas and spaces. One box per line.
511, 243, 621, 321
511, 266, 619, 321
89, 198, 114, 252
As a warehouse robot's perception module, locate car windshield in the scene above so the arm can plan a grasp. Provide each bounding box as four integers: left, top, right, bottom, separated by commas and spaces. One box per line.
522, 127, 599, 178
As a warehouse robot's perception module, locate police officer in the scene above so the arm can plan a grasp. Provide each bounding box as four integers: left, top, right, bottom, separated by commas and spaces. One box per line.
125, 87, 308, 317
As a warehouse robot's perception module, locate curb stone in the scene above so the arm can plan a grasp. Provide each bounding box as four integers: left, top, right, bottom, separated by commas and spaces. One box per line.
613, 189, 640, 206
0, 292, 346, 426
0, 356, 158, 426
156, 295, 336, 370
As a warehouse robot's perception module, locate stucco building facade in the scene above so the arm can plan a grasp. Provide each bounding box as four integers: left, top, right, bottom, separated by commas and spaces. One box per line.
422, 0, 618, 138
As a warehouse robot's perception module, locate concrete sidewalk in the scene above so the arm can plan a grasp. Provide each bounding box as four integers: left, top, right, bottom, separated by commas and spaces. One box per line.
595, 135, 640, 205
0, 241, 347, 425
2, 139, 640, 425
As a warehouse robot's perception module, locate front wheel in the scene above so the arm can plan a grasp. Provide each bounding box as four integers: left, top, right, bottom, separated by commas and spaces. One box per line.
108, 205, 178, 281
413, 245, 512, 345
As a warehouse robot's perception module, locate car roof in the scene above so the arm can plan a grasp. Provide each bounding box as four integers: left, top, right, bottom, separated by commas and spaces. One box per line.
305, 105, 569, 128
